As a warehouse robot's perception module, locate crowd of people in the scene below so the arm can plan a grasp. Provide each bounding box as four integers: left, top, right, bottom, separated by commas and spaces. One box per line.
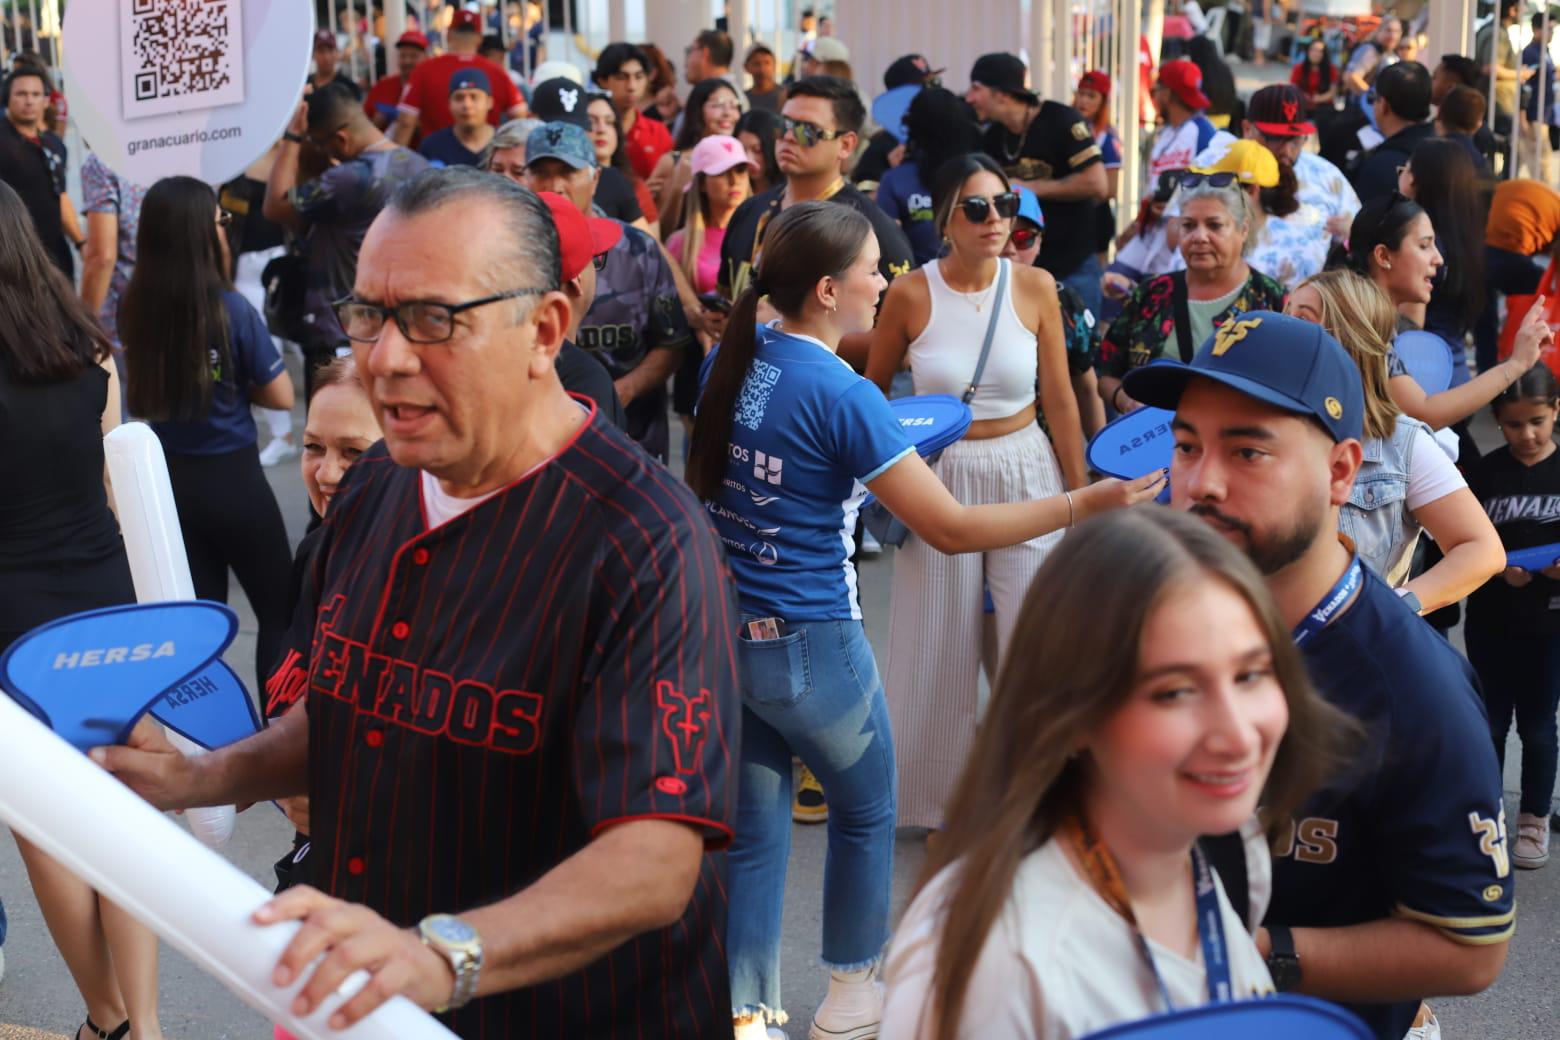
2, 4, 1560, 1040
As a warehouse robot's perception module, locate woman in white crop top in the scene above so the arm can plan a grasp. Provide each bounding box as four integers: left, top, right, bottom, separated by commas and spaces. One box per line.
867, 154, 1090, 830
880, 508, 1356, 1039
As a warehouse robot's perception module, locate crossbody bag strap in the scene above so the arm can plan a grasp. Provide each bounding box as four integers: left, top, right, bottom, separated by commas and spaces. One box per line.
963, 259, 1011, 405
1171, 270, 1196, 363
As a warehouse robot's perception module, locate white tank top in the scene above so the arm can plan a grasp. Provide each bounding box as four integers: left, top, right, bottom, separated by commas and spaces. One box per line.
907, 259, 1037, 421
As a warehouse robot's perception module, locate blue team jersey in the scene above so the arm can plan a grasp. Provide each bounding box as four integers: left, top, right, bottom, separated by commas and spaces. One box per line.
700, 324, 913, 621
1271, 568, 1514, 1040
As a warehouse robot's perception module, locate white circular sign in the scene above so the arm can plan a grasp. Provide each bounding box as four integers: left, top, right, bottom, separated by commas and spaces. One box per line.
62, 0, 315, 185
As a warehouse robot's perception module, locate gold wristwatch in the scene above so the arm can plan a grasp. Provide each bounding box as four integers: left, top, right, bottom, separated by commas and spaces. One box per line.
418, 914, 483, 1012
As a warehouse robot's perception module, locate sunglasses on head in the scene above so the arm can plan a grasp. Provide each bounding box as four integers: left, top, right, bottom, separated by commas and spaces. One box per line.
1364, 88, 1378, 105
958, 191, 1020, 224
781, 116, 845, 148
1179, 171, 1238, 189
1009, 225, 1040, 250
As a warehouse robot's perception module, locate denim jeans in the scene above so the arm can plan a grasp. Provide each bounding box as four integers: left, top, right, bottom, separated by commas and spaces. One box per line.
727, 617, 897, 1021
1467, 628, 1560, 817
1474, 246, 1545, 373
1060, 253, 1104, 323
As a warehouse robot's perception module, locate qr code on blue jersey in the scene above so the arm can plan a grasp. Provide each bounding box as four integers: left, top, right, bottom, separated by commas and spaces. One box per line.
735, 359, 782, 431
121, 0, 246, 120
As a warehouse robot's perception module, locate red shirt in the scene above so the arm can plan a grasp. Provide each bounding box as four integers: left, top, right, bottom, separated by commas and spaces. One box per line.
623, 109, 673, 182
1290, 62, 1335, 99
397, 54, 524, 136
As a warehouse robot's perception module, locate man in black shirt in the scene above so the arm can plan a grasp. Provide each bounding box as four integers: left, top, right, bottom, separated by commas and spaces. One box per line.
966, 52, 1107, 316
0, 67, 72, 274
719, 76, 914, 368
1349, 61, 1434, 202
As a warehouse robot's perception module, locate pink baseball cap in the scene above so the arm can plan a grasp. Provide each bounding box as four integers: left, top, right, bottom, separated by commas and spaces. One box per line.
684, 135, 759, 190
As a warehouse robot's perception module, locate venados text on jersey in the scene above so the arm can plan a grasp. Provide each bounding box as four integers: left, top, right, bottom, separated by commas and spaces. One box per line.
311, 628, 544, 754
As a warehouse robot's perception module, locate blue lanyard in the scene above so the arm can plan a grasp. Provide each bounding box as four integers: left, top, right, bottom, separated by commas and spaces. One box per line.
1291, 556, 1363, 648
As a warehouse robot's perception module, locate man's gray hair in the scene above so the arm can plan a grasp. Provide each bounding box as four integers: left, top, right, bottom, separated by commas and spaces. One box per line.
1171, 179, 1256, 258
387, 167, 562, 295
479, 118, 544, 170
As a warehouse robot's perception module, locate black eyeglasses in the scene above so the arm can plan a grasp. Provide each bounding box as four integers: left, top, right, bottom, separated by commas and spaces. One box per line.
333, 288, 546, 344
781, 116, 845, 148
959, 191, 1020, 224
592, 251, 608, 272
1009, 225, 1040, 250
1179, 171, 1238, 189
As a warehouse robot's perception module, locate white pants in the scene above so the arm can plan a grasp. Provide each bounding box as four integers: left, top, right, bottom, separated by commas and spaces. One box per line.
885, 423, 1065, 829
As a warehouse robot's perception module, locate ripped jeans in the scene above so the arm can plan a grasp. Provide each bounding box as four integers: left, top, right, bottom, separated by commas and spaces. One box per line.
727, 617, 897, 1022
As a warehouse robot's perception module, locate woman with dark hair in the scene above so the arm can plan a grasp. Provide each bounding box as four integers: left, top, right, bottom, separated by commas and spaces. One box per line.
875, 87, 982, 265
867, 153, 1089, 831
1397, 137, 1486, 385
1347, 193, 1550, 432
586, 92, 658, 224
735, 108, 784, 195
119, 176, 295, 694
1291, 37, 1338, 122
881, 507, 1354, 1038
690, 201, 1161, 1040
637, 41, 681, 126
649, 77, 742, 237
0, 179, 162, 1040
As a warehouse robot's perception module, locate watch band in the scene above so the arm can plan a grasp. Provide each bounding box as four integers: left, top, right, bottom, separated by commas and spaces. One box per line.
1265, 924, 1301, 992
418, 915, 483, 1012
282, 131, 304, 143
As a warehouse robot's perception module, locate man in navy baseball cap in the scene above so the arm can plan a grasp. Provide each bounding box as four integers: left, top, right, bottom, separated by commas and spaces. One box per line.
415, 66, 494, 167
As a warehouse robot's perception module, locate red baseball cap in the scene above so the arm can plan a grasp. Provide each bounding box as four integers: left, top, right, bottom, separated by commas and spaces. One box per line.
449, 8, 482, 33
1157, 59, 1210, 111
396, 30, 429, 51
1077, 70, 1112, 98
538, 192, 622, 282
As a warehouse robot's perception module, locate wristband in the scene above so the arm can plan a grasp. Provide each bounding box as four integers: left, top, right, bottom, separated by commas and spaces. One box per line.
282, 131, 304, 144
1111, 385, 1126, 412
1064, 489, 1075, 528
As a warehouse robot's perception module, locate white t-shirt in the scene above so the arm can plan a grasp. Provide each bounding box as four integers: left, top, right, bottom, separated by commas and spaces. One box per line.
420, 470, 505, 528
1406, 424, 1467, 509
1148, 117, 1214, 185
881, 819, 1276, 1040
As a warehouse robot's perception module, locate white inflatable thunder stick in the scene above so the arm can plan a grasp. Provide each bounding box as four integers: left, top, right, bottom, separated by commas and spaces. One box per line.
104, 421, 238, 847
0, 695, 458, 1040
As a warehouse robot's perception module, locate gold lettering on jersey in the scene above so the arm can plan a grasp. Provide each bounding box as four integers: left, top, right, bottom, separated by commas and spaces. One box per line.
1212, 317, 1263, 356
1468, 808, 1510, 879
1272, 816, 1339, 864
1008, 158, 1055, 182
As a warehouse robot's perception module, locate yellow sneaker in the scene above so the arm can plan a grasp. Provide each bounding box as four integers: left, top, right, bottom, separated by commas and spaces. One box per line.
793, 763, 828, 823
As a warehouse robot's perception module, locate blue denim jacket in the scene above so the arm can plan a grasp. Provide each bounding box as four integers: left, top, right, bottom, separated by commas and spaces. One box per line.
1339, 416, 1430, 587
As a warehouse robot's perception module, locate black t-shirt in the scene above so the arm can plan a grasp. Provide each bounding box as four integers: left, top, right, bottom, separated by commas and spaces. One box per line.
1467, 444, 1560, 636
718, 181, 916, 300
557, 339, 627, 431
593, 166, 643, 224
0, 119, 69, 274
1349, 120, 1434, 204
979, 100, 1102, 281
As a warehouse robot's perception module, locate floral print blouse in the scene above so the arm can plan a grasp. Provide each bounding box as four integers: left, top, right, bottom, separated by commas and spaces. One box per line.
1097, 268, 1288, 377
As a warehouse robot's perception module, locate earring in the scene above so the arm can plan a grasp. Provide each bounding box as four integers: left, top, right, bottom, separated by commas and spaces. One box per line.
1382, 262, 1392, 269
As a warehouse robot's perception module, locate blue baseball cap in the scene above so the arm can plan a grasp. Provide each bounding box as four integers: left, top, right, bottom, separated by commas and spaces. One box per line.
525, 121, 598, 171
449, 67, 492, 96
1013, 185, 1044, 230
1121, 311, 1364, 443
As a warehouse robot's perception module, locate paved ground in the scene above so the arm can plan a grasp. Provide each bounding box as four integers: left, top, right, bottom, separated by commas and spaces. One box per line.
4, 53, 1557, 1040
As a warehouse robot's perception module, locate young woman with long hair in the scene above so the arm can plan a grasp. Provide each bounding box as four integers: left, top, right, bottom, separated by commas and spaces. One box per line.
736, 108, 785, 195
881, 507, 1354, 1039
689, 201, 1161, 1040
0, 179, 160, 1040
586, 92, 659, 225
1397, 137, 1487, 381
1290, 37, 1338, 121
1347, 193, 1552, 433
1286, 270, 1504, 610
867, 154, 1089, 832
667, 135, 755, 349
119, 176, 295, 693
874, 88, 983, 265
649, 77, 743, 238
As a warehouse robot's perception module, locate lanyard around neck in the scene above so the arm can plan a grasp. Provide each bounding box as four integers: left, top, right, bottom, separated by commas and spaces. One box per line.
1291, 555, 1363, 648
1067, 815, 1233, 1011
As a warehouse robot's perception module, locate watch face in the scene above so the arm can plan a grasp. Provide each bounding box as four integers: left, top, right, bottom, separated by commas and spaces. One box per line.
428, 915, 478, 946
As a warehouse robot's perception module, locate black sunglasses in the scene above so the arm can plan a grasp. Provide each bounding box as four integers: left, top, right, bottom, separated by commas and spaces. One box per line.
958, 192, 1020, 224
1179, 171, 1238, 189
781, 116, 846, 148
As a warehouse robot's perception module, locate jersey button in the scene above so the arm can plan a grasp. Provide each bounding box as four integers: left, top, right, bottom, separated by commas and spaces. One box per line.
347, 856, 366, 876
364, 729, 384, 748
391, 621, 410, 640
412, 548, 430, 565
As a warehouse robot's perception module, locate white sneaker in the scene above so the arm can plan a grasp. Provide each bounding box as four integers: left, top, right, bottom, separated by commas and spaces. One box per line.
1513, 812, 1550, 869
258, 435, 298, 467
809, 964, 883, 1040
1405, 1007, 1440, 1039
733, 1014, 786, 1040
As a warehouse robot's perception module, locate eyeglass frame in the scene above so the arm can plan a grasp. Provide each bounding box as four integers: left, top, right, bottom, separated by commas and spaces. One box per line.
332, 288, 547, 344
1179, 171, 1239, 189
780, 115, 846, 148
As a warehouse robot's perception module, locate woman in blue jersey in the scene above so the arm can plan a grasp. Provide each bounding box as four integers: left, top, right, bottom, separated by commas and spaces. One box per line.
688, 201, 1163, 1040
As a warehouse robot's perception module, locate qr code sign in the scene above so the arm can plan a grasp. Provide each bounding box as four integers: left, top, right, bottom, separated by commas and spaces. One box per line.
121, 0, 246, 120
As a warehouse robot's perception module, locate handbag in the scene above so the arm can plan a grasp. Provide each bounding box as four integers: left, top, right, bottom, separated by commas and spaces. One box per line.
1498, 256, 1560, 378
862, 260, 1010, 549
260, 250, 309, 343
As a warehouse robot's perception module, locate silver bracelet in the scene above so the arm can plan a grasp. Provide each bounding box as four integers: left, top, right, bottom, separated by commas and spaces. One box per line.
1064, 490, 1075, 528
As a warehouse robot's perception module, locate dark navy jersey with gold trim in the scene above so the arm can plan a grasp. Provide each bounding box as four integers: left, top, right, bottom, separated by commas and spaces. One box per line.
1270, 568, 1513, 1040
265, 404, 741, 1038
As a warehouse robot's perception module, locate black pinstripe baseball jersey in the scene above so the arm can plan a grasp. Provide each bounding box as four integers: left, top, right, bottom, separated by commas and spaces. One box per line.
264, 402, 741, 1038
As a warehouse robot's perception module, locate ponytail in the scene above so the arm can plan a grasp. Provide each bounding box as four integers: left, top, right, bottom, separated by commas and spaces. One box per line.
686, 288, 763, 501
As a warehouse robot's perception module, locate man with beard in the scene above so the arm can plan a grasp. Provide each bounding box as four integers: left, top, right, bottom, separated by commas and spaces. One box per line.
1124, 313, 1512, 1040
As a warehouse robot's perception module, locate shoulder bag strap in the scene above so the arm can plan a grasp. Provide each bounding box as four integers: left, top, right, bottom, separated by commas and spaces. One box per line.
964, 259, 1011, 405
1171, 271, 1196, 363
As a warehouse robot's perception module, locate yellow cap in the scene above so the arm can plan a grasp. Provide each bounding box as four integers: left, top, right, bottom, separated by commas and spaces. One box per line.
1190, 139, 1280, 188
